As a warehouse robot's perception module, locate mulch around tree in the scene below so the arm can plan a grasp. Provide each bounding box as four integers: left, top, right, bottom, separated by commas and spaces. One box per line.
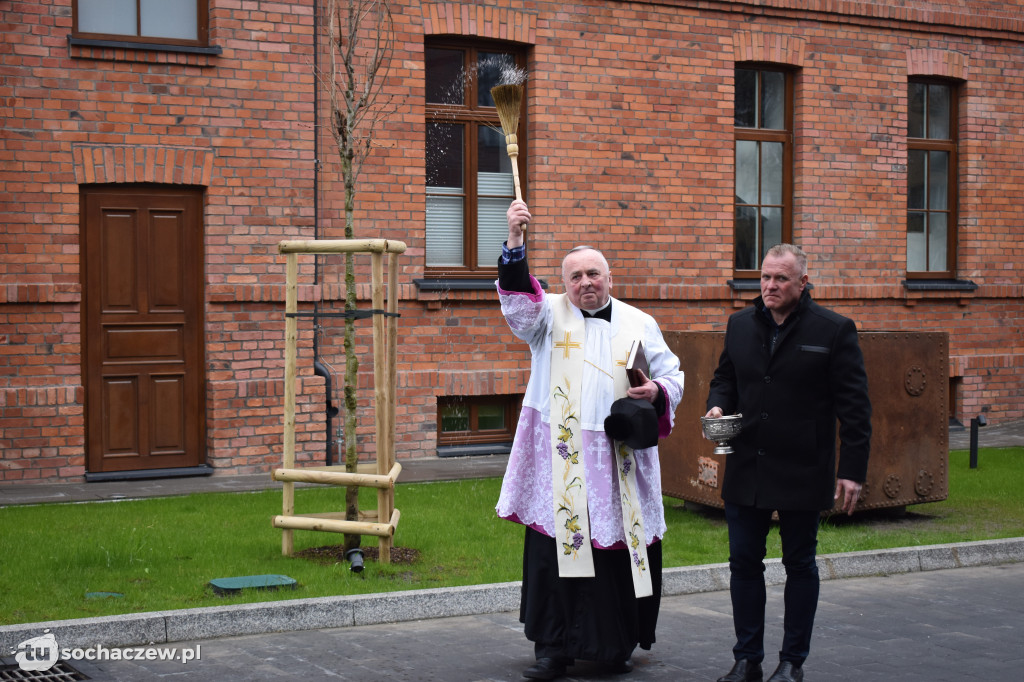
295, 544, 420, 565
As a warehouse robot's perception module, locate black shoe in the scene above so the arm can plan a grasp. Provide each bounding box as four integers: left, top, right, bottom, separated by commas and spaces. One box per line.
606, 658, 633, 674
523, 657, 568, 680
717, 659, 763, 682
767, 661, 803, 682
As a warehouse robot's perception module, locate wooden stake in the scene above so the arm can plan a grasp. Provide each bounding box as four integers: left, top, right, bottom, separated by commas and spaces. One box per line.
273, 239, 408, 563
272, 461, 401, 488
384, 252, 399, 564
278, 239, 407, 254
281, 252, 298, 557
371, 251, 392, 564
273, 513, 396, 538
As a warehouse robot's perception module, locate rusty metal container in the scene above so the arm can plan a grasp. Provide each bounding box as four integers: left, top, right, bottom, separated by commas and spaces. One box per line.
660, 331, 949, 512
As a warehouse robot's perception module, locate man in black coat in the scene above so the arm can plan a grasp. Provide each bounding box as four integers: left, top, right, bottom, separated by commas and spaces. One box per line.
705, 244, 871, 682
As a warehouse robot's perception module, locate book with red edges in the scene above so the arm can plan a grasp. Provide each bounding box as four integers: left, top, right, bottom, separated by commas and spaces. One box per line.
626, 338, 650, 387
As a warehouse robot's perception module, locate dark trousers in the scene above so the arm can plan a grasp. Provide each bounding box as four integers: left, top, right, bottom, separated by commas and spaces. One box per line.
724, 502, 821, 666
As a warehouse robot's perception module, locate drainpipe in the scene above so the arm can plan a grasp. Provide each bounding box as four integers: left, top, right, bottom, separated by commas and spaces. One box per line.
313, 359, 340, 465
313, 0, 321, 248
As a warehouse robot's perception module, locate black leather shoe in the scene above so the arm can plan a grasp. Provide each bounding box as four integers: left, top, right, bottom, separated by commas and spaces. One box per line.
606, 658, 633, 674
523, 657, 568, 680
767, 661, 803, 682
717, 659, 763, 682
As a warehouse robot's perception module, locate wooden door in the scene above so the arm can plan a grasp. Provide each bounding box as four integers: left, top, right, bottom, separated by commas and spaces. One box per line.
82, 186, 206, 476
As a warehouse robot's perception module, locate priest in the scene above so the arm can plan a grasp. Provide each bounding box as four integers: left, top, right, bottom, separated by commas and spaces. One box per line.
495, 199, 685, 680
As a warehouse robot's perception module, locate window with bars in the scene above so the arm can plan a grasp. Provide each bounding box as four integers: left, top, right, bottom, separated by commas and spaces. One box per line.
425, 42, 526, 276
907, 80, 958, 277
733, 66, 793, 275
73, 0, 209, 46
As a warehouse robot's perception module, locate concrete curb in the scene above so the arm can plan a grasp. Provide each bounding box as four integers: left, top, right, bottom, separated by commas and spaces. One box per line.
3, 538, 1021, 653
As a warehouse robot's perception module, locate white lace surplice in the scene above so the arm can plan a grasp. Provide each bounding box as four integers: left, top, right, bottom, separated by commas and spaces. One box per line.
495, 278, 684, 548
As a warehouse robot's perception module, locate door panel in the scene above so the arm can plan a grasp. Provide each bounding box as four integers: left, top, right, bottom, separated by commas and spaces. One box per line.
102, 377, 139, 455
151, 375, 186, 451
101, 212, 138, 311
83, 186, 205, 474
150, 213, 186, 310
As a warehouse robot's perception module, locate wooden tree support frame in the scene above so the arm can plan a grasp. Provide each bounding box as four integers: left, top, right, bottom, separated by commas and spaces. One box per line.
272, 239, 407, 563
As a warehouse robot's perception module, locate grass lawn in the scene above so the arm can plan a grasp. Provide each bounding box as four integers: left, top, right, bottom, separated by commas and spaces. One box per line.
1, 448, 1021, 626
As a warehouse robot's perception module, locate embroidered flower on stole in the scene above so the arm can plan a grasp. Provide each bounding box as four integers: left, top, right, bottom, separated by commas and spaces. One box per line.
553, 379, 584, 556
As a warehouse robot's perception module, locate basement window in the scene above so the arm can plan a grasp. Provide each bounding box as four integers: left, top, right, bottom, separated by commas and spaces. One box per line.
437, 395, 521, 455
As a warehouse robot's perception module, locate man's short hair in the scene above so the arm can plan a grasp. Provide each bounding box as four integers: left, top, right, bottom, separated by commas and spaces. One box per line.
765, 243, 807, 276
562, 245, 610, 275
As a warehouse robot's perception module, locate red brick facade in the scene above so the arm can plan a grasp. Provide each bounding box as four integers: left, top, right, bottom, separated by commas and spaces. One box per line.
2, 0, 1022, 484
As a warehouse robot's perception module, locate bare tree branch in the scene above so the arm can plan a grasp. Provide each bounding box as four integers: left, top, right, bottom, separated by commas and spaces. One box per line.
322, 0, 396, 553
326, 0, 395, 193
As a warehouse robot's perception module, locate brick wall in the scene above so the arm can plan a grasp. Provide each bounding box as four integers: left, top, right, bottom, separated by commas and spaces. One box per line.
1, 0, 1022, 484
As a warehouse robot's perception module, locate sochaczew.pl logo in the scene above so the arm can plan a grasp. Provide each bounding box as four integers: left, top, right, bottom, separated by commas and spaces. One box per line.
12, 630, 202, 671
14, 631, 60, 671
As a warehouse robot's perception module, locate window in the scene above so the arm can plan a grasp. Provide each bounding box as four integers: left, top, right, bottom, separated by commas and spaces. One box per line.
425, 42, 526, 276
437, 395, 521, 447
734, 67, 793, 274
907, 80, 957, 277
74, 0, 209, 47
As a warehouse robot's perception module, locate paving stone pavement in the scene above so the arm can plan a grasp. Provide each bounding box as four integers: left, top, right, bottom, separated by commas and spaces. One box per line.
4, 562, 1020, 681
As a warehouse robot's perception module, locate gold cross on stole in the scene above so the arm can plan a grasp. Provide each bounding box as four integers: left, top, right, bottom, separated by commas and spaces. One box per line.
554, 331, 581, 359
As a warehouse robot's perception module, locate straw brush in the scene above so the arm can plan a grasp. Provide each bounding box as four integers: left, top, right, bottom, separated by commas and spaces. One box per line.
490, 83, 525, 229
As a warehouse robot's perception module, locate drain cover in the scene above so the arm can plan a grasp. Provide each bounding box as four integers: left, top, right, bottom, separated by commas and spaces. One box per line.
0, 660, 89, 681
209, 573, 296, 595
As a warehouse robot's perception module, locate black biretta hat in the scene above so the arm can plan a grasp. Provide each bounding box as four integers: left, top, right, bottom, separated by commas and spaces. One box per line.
603, 397, 658, 450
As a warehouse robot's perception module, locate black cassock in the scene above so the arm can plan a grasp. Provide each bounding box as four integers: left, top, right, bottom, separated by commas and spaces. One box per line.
520, 526, 662, 663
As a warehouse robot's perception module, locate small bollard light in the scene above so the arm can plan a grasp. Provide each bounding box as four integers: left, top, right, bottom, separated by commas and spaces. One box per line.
969, 413, 987, 469
346, 548, 365, 573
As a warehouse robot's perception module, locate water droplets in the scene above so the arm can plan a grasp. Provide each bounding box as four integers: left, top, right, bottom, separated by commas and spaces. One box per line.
497, 63, 528, 87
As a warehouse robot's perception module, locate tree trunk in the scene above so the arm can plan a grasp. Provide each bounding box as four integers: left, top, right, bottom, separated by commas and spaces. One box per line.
342, 169, 360, 552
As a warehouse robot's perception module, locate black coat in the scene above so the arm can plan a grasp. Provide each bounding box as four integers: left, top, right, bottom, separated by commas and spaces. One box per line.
706, 291, 871, 511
